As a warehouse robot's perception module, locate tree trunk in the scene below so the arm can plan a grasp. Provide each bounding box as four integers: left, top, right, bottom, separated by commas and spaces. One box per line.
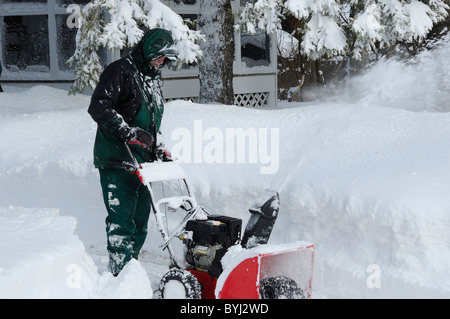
198, 0, 234, 105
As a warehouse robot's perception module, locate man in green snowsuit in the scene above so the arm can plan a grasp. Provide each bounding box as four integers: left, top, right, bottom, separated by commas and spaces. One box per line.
88, 28, 177, 275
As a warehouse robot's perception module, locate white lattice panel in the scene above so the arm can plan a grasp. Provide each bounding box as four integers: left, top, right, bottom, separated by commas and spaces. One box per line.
234, 92, 269, 107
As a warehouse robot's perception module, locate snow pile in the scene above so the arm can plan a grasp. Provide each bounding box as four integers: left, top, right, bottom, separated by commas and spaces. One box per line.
92, 259, 153, 299
0, 206, 95, 298
0, 206, 152, 298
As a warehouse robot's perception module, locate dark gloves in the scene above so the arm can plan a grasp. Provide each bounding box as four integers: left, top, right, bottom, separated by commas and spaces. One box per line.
128, 128, 154, 150
115, 124, 134, 142
156, 146, 173, 162
116, 125, 153, 150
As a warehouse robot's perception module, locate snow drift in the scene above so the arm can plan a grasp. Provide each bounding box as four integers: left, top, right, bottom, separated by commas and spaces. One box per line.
0, 206, 153, 298
1, 37, 450, 298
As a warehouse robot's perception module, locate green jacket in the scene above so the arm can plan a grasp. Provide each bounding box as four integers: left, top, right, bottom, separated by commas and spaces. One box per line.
88, 28, 177, 169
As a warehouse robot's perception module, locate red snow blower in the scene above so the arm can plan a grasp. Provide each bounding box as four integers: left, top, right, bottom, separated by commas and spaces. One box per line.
125, 144, 314, 299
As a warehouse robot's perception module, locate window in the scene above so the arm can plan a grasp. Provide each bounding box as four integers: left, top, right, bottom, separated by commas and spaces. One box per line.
3, 0, 47, 2
55, 14, 77, 71
241, 30, 271, 68
3, 15, 50, 72
0, 0, 91, 80
171, 0, 197, 4
56, 0, 90, 4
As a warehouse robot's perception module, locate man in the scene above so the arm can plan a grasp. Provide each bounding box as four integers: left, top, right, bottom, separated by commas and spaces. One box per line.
88, 28, 177, 275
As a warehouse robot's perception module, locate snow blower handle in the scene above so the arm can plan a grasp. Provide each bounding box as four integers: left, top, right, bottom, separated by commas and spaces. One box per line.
124, 142, 140, 171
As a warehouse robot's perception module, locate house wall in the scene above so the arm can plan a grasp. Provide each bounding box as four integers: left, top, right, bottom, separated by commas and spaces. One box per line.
0, 0, 278, 107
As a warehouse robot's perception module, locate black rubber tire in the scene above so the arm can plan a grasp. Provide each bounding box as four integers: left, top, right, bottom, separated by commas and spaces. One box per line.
260, 276, 305, 299
159, 268, 202, 299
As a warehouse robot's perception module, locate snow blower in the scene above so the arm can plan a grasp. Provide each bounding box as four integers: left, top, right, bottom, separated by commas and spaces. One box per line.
124, 143, 314, 299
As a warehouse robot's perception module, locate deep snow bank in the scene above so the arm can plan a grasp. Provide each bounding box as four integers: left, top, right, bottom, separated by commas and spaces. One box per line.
0, 206, 153, 298
0, 206, 96, 298
161, 100, 450, 298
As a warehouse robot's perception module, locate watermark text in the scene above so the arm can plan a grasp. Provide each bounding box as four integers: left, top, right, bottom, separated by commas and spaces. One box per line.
170, 120, 279, 174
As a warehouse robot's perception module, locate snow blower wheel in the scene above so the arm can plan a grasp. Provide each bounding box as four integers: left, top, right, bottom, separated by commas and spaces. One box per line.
259, 276, 305, 299
159, 268, 202, 299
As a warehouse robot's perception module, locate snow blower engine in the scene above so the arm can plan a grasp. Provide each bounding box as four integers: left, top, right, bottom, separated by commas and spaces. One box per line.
183, 215, 242, 277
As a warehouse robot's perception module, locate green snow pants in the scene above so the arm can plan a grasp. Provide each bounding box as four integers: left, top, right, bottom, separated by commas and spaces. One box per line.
99, 167, 151, 275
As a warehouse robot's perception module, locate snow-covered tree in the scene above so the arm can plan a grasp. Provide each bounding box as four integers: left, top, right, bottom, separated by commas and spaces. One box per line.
237, 0, 449, 60
237, 0, 448, 101
67, 0, 204, 94
67, 3, 103, 94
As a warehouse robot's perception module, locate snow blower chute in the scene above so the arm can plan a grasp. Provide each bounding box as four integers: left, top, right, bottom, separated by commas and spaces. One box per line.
124, 144, 314, 299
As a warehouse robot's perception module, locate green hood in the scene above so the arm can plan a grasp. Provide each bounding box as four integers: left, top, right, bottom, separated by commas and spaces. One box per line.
130, 28, 178, 75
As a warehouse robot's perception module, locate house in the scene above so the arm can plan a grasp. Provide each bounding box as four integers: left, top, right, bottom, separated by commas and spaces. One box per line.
0, 0, 277, 107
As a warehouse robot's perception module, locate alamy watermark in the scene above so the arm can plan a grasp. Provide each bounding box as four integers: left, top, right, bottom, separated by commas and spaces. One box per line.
170, 120, 280, 175
66, 264, 81, 288
66, 4, 81, 29
366, 264, 381, 289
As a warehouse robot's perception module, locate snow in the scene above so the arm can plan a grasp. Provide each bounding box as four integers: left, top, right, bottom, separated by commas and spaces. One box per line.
139, 162, 187, 183
303, 14, 347, 59
403, 0, 436, 40
277, 30, 299, 58
1, 36, 450, 298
